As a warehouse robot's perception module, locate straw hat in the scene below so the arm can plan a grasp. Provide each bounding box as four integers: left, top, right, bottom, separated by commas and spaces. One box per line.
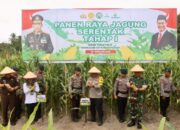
88, 66, 101, 74
130, 64, 144, 72
0, 66, 16, 75
23, 71, 37, 79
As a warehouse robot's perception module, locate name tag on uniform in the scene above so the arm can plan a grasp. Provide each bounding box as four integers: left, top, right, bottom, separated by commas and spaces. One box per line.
80, 98, 90, 106
37, 94, 46, 103
40, 37, 47, 44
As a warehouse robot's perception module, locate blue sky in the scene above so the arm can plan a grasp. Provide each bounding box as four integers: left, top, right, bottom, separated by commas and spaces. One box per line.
0, 0, 179, 42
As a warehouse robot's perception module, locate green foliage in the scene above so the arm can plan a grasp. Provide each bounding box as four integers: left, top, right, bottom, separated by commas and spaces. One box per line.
47, 109, 56, 130
0, 104, 57, 130
142, 117, 166, 130
22, 103, 40, 130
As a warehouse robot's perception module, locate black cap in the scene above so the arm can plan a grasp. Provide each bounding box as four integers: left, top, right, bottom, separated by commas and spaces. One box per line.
38, 65, 44, 71
32, 14, 43, 21
164, 68, 171, 73
11, 66, 19, 71
120, 68, 128, 75
157, 15, 167, 21
75, 67, 81, 72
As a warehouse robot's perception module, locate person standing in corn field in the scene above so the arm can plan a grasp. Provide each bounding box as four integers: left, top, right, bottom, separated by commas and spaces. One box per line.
0, 67, 20, 126
86, 66, 104, 126
127, 65, 147, 129
69, 67, 84, 122
23, 71, 40, 123
36, 65, 47, 121
11, 66, 23, 121
114, 68, 129, 123
159, 68, 180, 121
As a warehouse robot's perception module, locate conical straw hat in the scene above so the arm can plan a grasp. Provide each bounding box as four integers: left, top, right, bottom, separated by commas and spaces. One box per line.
88, 66, 101, 73
0, 66, 16, 75
23, 71, 37, 79
130, 64, 144, 72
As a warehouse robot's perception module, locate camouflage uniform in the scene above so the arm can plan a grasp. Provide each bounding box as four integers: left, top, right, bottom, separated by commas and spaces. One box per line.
69, 74, 84, 121
128, 76, 146, 122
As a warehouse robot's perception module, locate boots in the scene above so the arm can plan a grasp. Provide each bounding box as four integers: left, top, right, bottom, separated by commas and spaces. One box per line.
127, 119, 136, 127
137, 120, 142, 129
98, 119, 103, 126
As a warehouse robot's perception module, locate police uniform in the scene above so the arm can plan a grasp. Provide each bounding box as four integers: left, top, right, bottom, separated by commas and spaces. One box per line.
86, 67, 103, 126
0, 67, 19, 126
160, 68, 176, 119
26, 32, 53, 53
127, 65, 147, 129
25, 15, 53, 53
69, 68, 84, 122
114, 69, 129, 122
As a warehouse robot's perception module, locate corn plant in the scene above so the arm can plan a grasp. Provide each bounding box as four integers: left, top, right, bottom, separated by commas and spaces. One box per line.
142, 117, 176, 130
1, 51, 180, 116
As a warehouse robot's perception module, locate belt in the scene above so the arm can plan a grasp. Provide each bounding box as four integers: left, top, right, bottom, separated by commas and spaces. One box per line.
72, 87, 82, 90
164, 91, 170, 93
117, 91, 128, 94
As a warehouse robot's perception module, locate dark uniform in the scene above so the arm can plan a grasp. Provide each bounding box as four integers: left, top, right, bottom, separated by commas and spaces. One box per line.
160, 71, 176, 119
69, 71, 84, 122
0, 76, 19, 126
114, 69, 129, 122
36, 69, 46, 121
128, 75, 147, 129
15, 75, 23, 120
25, 14, 53, 53
12, 67, 23, 121
25, 32, 53, 53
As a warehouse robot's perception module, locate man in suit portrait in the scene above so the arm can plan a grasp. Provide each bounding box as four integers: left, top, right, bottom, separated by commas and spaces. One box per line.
25, 14, 54, 53
150, 15, 177, 50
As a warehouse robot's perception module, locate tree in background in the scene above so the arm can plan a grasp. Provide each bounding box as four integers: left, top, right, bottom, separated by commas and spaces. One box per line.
9, 33, 21, 52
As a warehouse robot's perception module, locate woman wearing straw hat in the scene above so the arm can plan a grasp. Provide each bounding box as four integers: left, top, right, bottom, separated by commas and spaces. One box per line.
23, 71, 40, 122
127, 65, 147, 129
0, 66, 20, 126
86, 66, 104, 126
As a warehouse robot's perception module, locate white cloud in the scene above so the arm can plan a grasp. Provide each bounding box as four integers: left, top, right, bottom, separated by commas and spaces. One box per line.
0, 0, 179, 42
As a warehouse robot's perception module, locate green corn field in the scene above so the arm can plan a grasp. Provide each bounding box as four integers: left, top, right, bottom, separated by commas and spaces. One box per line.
0, 51, 180, 117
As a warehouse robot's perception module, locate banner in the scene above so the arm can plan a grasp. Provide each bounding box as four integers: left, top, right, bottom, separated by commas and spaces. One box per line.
22, 8, 177, 62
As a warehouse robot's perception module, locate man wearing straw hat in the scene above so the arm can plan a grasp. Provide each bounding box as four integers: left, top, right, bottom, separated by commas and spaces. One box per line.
86, 66, 104, 126
69, 67, 84, 122
23, 71, 40, 122
127, 65, 147, 129
0, 67, 20, 126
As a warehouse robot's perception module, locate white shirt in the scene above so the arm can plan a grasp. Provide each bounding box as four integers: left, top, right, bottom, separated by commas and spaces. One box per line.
23, 82, 40, 104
